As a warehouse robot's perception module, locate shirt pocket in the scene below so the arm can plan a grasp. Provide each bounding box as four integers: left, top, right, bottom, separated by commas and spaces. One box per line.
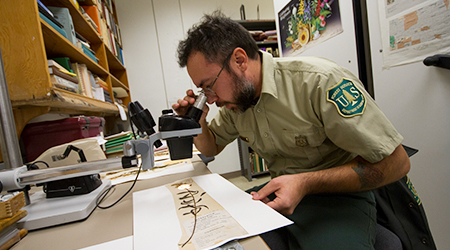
281, 127, 327, 167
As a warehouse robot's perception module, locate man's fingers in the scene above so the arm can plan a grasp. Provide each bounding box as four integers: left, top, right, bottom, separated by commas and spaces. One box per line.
251, 192, 270, 203
254, 181, 278, 201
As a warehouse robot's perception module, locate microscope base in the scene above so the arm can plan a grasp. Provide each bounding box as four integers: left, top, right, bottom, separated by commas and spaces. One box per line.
17, 179, 112, 230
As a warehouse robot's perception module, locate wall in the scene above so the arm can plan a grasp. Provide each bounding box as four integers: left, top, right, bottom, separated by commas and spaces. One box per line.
367, 1, 450, 248
115, 0, 275, 174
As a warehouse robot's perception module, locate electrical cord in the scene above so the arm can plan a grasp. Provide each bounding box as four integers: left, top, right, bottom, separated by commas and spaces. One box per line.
96, 102, 141, 209
96, 101, 162, 209
26, 160, 50, 170
96, 163, 142, 209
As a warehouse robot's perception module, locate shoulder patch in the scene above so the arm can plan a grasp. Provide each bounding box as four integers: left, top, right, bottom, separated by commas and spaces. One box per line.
327, 78, 366, 117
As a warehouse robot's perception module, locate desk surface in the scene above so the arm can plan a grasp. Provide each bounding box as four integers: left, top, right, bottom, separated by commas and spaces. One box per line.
12, 156, 270, 250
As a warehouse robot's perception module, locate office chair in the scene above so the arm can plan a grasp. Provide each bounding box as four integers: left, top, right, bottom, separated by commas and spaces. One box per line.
373, 145, 436, 250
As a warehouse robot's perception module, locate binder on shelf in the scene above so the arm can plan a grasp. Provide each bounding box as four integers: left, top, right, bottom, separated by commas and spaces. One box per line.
52, 57, 74, 73
37, 0, 63, 28
39, 12, 67, 38
81, 5, 102, 34
81, 43, 98, 62
47, 7, 77, 46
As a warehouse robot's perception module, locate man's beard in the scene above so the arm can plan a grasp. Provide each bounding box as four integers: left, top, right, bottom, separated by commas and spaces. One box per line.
216, 68, 256, 114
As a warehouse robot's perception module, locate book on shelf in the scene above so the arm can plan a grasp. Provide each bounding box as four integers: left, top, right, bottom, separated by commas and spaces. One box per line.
83, 12, 99, 32
95, 76, 108, 89
70, 0, 79, 9
93, 85, 105, 102
47, 6, 77, 46
50, 75, 79, 93
47, 59, 75, 76
250, 152, 267, 174
75, 31, 89, 44
87, 70, 96, 89
51, 57, 74, 73
77, 64, 94, 98
71, 62, 85, 96
104, 89, 113, 103
48, 66, 78, 83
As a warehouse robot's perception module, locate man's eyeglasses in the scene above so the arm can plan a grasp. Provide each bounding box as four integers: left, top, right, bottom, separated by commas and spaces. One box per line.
201, 52, 233, 99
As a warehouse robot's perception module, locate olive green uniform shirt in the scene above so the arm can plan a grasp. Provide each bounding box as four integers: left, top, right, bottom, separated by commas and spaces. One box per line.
209, 51, 403, 177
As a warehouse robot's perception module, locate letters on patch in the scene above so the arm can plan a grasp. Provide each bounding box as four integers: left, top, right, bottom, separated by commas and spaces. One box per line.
327, 78, 366, 118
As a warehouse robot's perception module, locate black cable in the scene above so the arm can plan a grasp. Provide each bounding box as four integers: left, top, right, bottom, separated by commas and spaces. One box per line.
95, 102, 146, 209
26, 160, 50, 170
96, 161, 142, 209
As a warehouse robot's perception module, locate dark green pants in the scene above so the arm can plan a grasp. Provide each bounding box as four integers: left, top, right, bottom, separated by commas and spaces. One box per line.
247, 183, 377, 250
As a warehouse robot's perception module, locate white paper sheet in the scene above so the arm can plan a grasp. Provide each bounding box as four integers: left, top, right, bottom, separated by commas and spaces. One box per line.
133, 174, 293, 250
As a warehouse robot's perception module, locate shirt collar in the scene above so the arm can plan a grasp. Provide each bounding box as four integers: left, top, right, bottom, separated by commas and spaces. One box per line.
260, 50, 278, 99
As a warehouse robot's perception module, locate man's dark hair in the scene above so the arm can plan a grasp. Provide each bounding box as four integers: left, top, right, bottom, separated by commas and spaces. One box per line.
177, 10, 259, 70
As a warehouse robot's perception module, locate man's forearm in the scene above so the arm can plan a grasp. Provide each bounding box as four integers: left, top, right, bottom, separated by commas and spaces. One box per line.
304, 144, 410, 194
252, 144, 410, 215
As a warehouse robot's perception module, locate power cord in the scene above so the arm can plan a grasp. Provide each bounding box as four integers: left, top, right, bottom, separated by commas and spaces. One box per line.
97, 100, 166, 209
96, 162, 142, 209
26, 160, 50, 170
95, 102, 142, 209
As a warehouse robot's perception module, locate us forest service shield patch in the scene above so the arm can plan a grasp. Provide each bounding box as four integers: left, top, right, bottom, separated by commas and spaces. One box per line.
327, 78, 366, 117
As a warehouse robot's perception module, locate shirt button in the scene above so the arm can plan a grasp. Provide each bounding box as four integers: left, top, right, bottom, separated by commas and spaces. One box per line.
264, 133, 268, 138
408, 202, 415, 208
422, 238, 427, 244
257, 109, 262, 113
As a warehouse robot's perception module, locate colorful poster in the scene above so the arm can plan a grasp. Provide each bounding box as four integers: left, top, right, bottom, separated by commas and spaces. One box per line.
278, 0, 343, 57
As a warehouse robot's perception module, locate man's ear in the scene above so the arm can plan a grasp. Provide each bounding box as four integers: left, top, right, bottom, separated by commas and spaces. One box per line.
232, 48, 248, 72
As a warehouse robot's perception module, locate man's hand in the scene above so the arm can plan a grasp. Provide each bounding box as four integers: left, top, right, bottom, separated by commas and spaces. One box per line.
172, 89, 209, 122
251, 174, 310, 215
172, 89, 197, 116
251, 145, 410, 215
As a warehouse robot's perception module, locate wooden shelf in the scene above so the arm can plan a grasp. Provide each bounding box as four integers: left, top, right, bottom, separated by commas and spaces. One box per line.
110, 74, 128, 91
41, 0, 102, 44
105, 45, 125, 71
0, 0, 130, 162
12, 89, 119, 114
40, 19, 108, 77
236, 20, 276, 31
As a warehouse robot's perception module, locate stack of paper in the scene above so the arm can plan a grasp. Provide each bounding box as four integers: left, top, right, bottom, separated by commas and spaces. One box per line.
104, 131, 138, 156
